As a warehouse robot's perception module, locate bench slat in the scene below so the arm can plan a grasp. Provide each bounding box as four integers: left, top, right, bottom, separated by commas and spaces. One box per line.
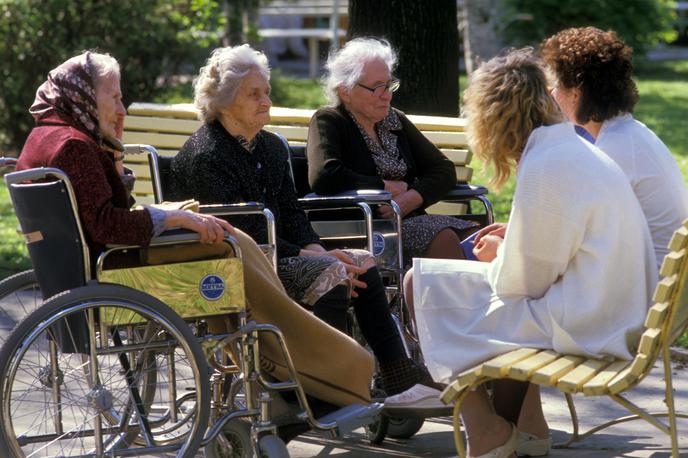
556, 358, 612, 393
669, 224, 688, 251
653, 275, 677, 303
122, 131, 189, 150
264, 125, 309, 142
125, 115, 201, 135
637, 327, 662, 357
645, 302, 670, 328
426, 202, 468, 216
607, 354, 651, 394
660, 249, 686, 277
530, 355, 583, 386
506, 350, 560, 381
582, 360, 630, 395
422, 131, 469, 149
442, 149, 471, 166
477, 348, 540, 378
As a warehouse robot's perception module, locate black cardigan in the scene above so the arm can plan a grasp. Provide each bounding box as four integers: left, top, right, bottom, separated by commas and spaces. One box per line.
306, 105, 456, 211
168, 121, 321, 258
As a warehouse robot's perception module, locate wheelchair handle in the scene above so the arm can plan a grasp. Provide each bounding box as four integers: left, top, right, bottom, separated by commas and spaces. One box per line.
0, 157, 18, 168
4, 167, 68, 186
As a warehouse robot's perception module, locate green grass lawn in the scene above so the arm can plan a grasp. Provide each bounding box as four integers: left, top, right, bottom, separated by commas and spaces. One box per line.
2, 60, 687, 344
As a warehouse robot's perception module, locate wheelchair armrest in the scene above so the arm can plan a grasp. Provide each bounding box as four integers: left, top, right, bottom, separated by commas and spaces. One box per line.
0, 157, 18, 168
299, 190, 393, 209
198, 202, 265, 216
442, 183, 489, 200
149, 228, 202, 245
4, 167, 67, 185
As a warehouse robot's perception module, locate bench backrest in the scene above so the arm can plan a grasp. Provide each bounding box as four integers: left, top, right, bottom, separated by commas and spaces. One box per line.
123, 103, 474, 209
605, 219, 688, 395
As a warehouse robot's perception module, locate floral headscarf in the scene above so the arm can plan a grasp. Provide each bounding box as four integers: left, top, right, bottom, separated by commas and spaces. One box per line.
29, 52, 102, 142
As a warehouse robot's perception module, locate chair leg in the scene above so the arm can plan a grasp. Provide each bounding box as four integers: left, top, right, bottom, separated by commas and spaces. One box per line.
662, 345, 680, 458
554, 392, 581, 448
452, 389, 471, 458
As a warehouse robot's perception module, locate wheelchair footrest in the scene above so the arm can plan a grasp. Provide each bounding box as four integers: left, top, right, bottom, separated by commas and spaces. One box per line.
317, 402, 383, 436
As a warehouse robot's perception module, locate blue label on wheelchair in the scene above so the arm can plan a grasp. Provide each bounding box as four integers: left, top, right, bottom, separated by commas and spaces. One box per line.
199, 274, 225, 301
373, 232, 385, 256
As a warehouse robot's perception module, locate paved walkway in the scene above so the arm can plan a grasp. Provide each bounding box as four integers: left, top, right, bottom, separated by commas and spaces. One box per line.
286, 360, 688, 457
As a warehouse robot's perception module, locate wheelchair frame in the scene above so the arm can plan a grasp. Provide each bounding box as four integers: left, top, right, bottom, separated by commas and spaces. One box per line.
1, 166, 382, 457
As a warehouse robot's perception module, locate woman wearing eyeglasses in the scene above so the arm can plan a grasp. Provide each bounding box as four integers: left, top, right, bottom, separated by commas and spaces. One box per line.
307, 38, 477, 266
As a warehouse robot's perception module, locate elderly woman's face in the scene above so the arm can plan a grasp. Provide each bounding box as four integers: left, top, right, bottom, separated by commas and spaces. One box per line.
340, 59, 393, 126
223, 67, 272, 131
96, 73, 126, 139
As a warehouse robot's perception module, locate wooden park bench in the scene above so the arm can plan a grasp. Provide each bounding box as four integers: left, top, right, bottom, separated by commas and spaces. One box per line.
440, 220, 688, 458
122, 102, 488, 221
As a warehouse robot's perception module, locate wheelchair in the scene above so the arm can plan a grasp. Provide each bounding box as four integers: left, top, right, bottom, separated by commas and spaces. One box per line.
282, 139, 494, 442
0, 165, 382, 457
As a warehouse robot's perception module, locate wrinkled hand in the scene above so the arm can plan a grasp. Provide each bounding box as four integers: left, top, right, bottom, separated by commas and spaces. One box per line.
383, 179, 408, 197
473, 234, 502, 262
300, 248, 369, 297
474, 222, 508, 244
173, 210, 235, 244
378, 189, 423, 219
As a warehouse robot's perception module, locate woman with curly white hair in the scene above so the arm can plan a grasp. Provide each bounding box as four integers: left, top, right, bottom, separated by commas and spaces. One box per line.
169, 44, 443, 409
307, 37, 479, 267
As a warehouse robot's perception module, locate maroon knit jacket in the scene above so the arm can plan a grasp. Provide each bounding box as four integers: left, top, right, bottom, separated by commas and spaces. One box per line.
17, 113, 153, 255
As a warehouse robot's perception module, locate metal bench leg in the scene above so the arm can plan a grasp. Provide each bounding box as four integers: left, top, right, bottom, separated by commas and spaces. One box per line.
554, 392, 581, 448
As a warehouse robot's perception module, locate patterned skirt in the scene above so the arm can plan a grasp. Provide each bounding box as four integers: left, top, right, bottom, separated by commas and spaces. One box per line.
278, 249, 375, 306
401, 214, 478, 267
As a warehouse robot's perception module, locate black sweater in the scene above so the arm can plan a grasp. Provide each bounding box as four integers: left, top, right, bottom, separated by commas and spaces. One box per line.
168, 121, 321, 258
306, 105, 456, 213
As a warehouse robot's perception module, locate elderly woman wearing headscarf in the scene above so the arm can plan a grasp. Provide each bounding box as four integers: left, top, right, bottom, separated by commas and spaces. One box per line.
307, 38, 479, 267
169, 44, 444, 406
17, 51, 376, 411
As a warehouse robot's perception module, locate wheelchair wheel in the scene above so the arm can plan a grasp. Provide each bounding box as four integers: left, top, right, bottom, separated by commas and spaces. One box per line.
0, 269, 40, 344
365, 413, 390, 444
0, 284, 210, 457
257, 434, 289, 458
204, 418, 255, 458
387, 416, 424, 439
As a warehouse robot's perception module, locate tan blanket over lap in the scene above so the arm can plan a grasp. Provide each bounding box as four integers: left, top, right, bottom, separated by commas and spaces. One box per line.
233, 229, 374, 406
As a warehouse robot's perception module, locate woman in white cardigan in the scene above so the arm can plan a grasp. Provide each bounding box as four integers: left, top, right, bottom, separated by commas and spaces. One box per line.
385, 49, 657, 458
541, 26, 688, 272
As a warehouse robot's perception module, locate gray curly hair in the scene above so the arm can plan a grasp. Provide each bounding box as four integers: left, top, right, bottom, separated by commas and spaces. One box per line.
193, 44, 270, 123
88, 52, 120, 89
322, 37, 397, 106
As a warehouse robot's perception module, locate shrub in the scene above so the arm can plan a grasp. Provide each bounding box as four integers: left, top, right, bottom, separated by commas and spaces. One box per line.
501, 0, 676, 57
0, 0, 224, 151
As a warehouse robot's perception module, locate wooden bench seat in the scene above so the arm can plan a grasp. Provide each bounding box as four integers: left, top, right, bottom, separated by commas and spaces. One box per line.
440, 221, 688, 458
123, 103, 479, 218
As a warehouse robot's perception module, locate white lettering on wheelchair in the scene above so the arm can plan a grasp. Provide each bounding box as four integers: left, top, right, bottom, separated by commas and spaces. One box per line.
199, 274, 225, 301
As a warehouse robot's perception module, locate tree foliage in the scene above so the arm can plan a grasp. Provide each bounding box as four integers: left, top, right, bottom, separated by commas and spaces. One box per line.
0, 0, 224, 151
501, 0, 676, 55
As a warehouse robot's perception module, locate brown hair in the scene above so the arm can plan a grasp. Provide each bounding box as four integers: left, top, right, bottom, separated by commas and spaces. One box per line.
463, 48, 562, 190
541, 27, 638, 124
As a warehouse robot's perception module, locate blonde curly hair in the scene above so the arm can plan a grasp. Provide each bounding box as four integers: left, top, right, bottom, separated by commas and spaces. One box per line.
463, 48, 562, 190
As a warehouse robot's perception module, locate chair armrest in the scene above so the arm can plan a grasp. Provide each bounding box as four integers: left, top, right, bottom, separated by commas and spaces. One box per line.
198, 202, 266, 216
149, 228, 201, 245
443, 184, 489, 200
0, 157, 18, 168
299, 190, 393, 209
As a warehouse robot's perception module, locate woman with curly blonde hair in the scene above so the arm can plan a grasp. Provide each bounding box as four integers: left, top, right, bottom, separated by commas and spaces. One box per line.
392, 48, 657, 457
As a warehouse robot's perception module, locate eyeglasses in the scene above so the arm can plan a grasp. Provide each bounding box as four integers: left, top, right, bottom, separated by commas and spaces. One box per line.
356, 78, 401, 97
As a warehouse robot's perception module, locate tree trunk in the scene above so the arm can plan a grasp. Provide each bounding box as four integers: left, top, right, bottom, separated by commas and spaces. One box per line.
463, 0, 503, 75
348, 0, 459, 116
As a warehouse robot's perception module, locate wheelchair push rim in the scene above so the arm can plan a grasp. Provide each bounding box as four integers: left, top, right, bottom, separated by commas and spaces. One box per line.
0, 283, 211, 458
